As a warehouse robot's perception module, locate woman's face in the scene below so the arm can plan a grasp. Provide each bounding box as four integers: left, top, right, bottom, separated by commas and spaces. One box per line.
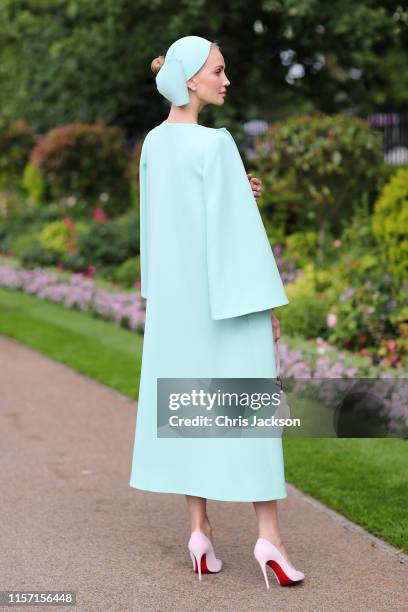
189, 46, 230, 106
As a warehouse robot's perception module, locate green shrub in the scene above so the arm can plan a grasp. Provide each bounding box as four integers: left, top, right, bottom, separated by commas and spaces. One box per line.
59, 252, 88, 272
285, 261, 343, 303
0, 203, 64, 254
323, 252, 407, 356
278, 295, 328, 339
378, 163, 407, 190
254, 113, 383, 251
22, 164, 43, 206
10, 231, 41, 258
38, 220, 73, 256
0, 118, 36, 190
76, 218, 138, 266
372, 167, 408, 280
284, 231, 318, 267
20, 243, 59, 268
23, 121, 131, 215
94, 264, 119, 281
129, 139, 143, 213
37, 218, 88, 257
114, 256, 140, 288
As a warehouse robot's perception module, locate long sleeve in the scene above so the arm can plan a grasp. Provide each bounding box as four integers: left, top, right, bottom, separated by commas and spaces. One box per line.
203, 128, 289, 320
139, 139, 148, 299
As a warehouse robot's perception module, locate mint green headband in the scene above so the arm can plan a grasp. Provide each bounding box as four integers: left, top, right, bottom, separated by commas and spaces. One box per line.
156, 35, 213, 106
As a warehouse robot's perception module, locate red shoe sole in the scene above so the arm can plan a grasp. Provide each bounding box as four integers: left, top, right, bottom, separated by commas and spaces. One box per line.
267, 560, 302, 586
193, 553, 217, 574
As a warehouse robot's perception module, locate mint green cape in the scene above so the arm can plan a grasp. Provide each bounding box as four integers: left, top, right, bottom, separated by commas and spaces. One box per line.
130, 122, 289, 502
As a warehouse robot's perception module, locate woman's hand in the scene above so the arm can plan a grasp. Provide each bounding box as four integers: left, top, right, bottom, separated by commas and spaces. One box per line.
247, 173, 263, 199
270, 310, 281, 341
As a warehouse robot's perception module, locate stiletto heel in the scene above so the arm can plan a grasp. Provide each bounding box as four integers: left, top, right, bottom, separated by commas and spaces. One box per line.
187, 531, 222, 581
258, 559, 270, 589
254, 538, 304, 588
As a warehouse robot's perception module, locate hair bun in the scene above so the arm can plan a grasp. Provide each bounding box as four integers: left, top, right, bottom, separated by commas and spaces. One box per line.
151, 55, 165, 76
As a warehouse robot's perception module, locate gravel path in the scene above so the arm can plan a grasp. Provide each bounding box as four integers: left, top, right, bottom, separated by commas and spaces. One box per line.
1, 335, 407, 611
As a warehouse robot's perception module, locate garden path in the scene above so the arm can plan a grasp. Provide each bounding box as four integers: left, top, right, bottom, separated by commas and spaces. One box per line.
1, 335, 407, 611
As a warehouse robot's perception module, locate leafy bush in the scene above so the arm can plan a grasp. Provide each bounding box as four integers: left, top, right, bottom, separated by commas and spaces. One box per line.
38, 219, 74, 256
76, 217, 138, 266
325, 257, 407, 357
20, 243, 59, 268
278, 295, 328, 339
23, 121, 131, 215
0, 203, 63, 254
10, 231, 41, 258
59, 252, 89, 272
129, 139, 143, 213
284, 231, 318, 267
114, 210, 140, 254
254, 113, 383, 251
372, 167, 408, 280
114, 256, 140, 288
0, 118, 36, 189
284, 261, 343, 303
37, 218, 88, 257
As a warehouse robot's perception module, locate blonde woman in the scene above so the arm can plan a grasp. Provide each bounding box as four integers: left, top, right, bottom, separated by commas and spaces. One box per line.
129, 35, 304, 589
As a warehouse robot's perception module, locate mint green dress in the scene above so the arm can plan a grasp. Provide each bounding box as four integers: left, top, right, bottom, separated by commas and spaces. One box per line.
129, 121, 290, 502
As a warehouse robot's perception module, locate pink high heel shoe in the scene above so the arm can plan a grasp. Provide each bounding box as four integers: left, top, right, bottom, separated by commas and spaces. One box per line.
187, 531, 222, 581
254, 538, 304, 588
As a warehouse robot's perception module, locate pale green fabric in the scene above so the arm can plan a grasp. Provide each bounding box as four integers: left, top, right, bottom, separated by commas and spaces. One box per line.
155, 36, 212, 106
129, 122, 290, 502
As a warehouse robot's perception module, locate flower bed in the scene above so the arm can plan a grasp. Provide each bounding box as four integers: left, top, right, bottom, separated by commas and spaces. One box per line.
0, 265, 145, 331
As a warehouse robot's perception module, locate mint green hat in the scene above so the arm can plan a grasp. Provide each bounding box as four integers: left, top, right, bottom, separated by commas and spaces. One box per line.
156, 35, 213, 106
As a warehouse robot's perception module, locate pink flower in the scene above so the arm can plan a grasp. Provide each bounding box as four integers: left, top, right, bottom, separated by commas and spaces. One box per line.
333, 239, 342, 248
327, 313, 337, 328
85, 265, 96, 278
387, 340, 397, 351
93, 206, 109, 222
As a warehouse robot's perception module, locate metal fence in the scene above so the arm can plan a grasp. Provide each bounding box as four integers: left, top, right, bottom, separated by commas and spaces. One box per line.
241, 113, 408, 164
368, 112, 408, 164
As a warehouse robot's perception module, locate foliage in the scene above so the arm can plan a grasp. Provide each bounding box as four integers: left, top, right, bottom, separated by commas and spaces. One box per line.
284, 261, 343, 304
59, 251, 88, 273
20, 242, 59, 268
278, 295, 328, 339
24, 121, 131, 214
10, 231, 41, 259
255, 114, 383, 253
129, 138, 143, 213
76, 217, 138, 267
114, 256, 141, 288
0, 118, 36, 189
325, 257, 407, 361
284, 231, 318, 268
0, 201, 62, 253
0, 1, 407, 136
38, 218, 88, 256
372, 167, 408, 280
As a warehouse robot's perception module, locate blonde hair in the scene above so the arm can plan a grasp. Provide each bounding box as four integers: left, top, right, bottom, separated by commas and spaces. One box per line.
150, 41, 219, 76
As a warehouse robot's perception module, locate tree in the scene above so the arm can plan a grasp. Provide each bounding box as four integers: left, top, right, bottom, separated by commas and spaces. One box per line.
0, 0, 407, 138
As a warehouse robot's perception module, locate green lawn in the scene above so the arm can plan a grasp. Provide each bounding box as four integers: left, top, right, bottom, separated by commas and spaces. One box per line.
0, 287, 143, 398
1, 286, 407, 552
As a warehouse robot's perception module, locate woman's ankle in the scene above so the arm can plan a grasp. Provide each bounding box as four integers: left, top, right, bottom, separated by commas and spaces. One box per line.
258, 531, 283, 547
191, 520, 212, 536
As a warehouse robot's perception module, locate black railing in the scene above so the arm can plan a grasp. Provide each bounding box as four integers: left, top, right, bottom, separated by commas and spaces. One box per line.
368, 112, 408, 164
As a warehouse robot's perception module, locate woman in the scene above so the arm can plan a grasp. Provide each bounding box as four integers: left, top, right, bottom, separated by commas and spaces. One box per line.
129, 35, 304, 589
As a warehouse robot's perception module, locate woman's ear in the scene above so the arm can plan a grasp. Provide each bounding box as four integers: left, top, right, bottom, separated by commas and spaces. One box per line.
187, 78, 197, 92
